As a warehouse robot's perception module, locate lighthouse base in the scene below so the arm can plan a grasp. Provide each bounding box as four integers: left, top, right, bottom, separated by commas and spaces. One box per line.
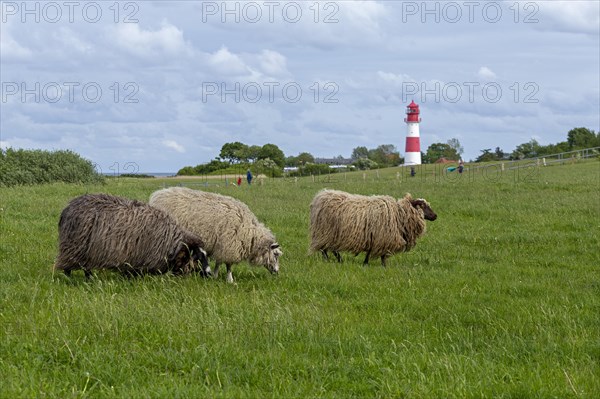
404, 152, 421, 165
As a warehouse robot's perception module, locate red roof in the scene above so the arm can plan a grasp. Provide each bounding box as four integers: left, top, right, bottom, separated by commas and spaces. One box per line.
407, 100, 419, 109
405, 100, 421, 122
434, 157, 457, 164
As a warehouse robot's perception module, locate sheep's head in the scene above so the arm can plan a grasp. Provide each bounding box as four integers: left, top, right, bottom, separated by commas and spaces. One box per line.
172, 241, 211, 276
192, 247, 211, 277
252, 241, 283, 275
410, 198, 437, 221
171, 242, 194, 274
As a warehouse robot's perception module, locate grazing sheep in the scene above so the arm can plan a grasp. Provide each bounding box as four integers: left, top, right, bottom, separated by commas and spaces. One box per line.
54, 193, 210, 277
149, 187, 282, 283
309, 189, 437, 266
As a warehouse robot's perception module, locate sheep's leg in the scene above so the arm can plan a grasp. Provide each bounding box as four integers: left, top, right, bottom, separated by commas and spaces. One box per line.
363, 251, 371, 265
84, 269, 93, 278
381, 255, 387, 267
58, 263, 76, 277
333, 251, 342, 263
225, 264, 234, 284
320, 249, 329, 260
213, 263, 220, 278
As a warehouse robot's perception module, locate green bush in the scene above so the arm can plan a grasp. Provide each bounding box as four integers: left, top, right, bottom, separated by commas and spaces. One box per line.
0, 148, 104, 187
177, 159, 232, 176
176, 166, 197, 176
303, 163, 335, 175
353, 158, 379, 170
253, 158, 283, 177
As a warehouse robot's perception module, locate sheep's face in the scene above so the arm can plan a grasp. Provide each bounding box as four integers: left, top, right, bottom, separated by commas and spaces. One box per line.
172, 242, 211, 276
250, 241, 282, 274
410, 199, 437, 221
171, 243, 196, 274
193, 248, 212, 277
262, 242, 282, 275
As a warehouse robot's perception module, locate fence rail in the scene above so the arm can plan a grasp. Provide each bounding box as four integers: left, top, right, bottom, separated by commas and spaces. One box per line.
462, 146, 600, 173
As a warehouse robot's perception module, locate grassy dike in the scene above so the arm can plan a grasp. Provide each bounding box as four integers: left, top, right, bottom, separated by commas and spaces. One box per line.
1, 160, 598, 398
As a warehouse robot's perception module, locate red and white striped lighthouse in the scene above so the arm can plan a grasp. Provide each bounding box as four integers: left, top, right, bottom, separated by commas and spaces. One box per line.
404, 100, 422, 165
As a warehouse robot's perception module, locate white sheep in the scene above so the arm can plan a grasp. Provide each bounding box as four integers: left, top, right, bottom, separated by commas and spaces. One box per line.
149, 187, 282, 283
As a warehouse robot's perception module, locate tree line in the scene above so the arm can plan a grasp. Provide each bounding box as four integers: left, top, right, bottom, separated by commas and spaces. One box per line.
177, 142, 286, 176
178, 127, 598, 176
422, 127, 598, 163
178, 142, 405, 176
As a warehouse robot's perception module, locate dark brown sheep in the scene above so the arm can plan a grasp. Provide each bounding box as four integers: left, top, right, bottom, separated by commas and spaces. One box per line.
54, 194, 209, 277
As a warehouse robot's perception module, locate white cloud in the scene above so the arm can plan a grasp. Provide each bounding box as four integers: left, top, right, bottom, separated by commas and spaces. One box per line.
0, 141, 10, 149
205, 47, 287, 81
258, 50, 289, 77
477, 67, 497, 80
0, 30, 32, 60
340, 1, 387, 35
163, 140, 185, 153
207, 46, 252, 76
378, 71, 412, 85
53, 27, 92, 54
113, 21, 188, 57
536, 1, 600, 35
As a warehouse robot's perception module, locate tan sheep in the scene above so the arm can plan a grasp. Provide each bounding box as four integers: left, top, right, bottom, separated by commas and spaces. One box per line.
309, 189, 437, 266
149, 187, 282, 283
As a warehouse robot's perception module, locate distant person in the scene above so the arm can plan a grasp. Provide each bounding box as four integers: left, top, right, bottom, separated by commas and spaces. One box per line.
246, 169, 253, 185
458, 159, 464, 174
237, 176, 242, 186
410, 166, 416, 177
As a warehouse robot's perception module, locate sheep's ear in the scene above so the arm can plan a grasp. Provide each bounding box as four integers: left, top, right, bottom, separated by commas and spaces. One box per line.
171, 242, 189, 261
189, 244, 207, 261
271, 243, 283, 257
404, 193, 413, 200
410, 199, 423, 208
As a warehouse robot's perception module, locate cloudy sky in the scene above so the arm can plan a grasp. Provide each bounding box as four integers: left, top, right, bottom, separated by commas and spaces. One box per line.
1, 1, 598, 172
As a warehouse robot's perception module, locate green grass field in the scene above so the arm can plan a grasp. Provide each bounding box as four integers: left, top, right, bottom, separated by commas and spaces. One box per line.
1, 160, 599, 398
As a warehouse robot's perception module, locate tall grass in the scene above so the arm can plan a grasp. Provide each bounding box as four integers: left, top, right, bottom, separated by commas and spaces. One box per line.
1, 160, 598, 397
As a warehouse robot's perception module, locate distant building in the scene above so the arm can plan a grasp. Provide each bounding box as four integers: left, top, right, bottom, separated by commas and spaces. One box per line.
314, 157, 354, 166
434, 157, 457, 164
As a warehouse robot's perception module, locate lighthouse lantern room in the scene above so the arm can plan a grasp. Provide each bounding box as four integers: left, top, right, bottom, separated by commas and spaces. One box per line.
404, 100, 422, 165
